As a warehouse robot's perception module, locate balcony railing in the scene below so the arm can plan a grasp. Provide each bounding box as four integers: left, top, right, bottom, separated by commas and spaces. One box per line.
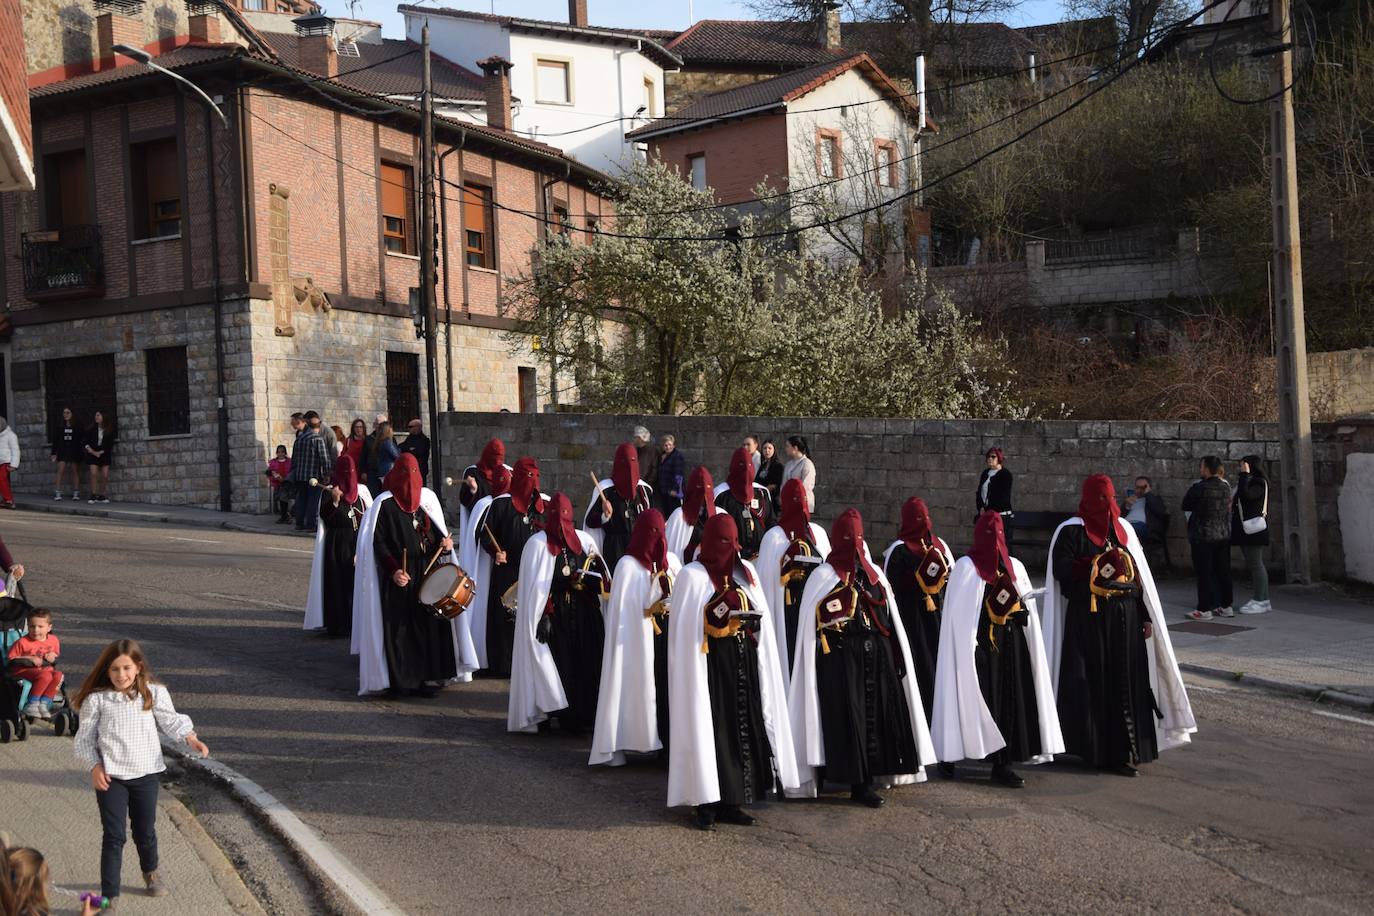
22, 225, 105, 301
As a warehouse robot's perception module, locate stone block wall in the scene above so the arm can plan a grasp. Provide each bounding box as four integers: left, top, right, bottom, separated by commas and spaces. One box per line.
442, 412, 1373, 581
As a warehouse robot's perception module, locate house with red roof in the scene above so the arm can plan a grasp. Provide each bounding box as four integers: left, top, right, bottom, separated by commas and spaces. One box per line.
0, 2, 610, 509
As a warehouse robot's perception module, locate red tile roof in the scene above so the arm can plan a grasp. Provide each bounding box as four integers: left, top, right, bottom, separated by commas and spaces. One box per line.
258, 33, 483, 101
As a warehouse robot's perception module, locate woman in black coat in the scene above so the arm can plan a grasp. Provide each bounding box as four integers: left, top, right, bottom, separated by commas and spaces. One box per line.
1231, 454, 1271, 615
975, 447, 1014, 548
755, 439, 784, 514
83, 410, 115, 504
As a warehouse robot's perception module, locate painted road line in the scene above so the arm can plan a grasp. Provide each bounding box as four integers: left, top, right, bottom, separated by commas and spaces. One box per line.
170, 536, 220, 543
261, 545, 315, 555
76, 525, 111, 533
160, 738, 408, 916
1311, 709, 1374, 729
201, 592, 301, 612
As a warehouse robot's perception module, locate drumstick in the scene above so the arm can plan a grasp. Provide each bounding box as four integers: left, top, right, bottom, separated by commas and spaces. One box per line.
401, 548, 407, 573
423, 544, 447, 577
589, 471, 607, 501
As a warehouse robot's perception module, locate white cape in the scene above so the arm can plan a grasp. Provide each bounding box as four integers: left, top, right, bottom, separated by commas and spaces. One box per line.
581, 479, 654, 555
1040, 519, 1196, 750
304, 485, 373, 630
589, 551, 683, 766
712, 480, 773, 509
666, 560, 802, 808
459, 493, 498, 670
930, 556, 1065, 764
786, 563, 936, 796
665, 504, 723, 563
351, 487, 475, 696
755, 522, 831, 693
508, 529, 604, 733
457, 462, 512, 552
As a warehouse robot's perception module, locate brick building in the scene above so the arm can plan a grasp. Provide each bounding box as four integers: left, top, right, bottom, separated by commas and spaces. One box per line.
1, 2, 609, 511
0, 0, 33, 192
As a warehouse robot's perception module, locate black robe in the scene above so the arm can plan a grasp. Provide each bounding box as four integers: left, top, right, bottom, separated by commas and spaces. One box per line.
372, 499, 458, 689
814, 572, 919, 786
884, 543, 943, 722
1051, 526, 1159, 768
704, 587, 774, 806
974, 583, 1043, 764
543, 550, 609, 731
584, 483, 651, 573
779, 533, 823, 671
460, 465, 490, 515
319, 495, 365, 638
477, 497, 544, 678
714, 491, 771, 560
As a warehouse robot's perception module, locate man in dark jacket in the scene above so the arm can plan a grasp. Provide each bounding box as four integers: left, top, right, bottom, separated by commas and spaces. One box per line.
1122, 475, 1169, 543
399, 418, 431, 484
656, 434, 685, 514
290, 411, 332, 531
1181, 456, 1234, 621
633, 426, 659, 495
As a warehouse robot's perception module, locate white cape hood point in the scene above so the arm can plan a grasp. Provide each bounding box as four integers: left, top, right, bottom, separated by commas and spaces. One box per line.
351, 487, 475, 696
304, 484, 373, 630
930, 556, 1065, 764
755, 522, 831, 694
508, 528, 603, 733
786, 562, 936, 797
664, 503, 723, 563
589, 551, 683, 766
666, 559, 802, 809
581, 479, 654, 555
1040, 519, 1197, 750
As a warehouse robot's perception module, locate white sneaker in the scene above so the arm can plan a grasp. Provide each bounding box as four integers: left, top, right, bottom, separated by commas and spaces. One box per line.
22, 702, 43, 718
1186, 609, 1213, 621
1239, 600, 1270, 615
1215, 606, 1236, 618
1237, 599, 1257, 613
53, 491, 62, 500
71, 492, 80, 500
88, 498, 97, 504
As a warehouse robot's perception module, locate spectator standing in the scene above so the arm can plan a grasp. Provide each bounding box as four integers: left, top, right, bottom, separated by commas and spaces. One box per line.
368, 421, 400, 483
362, 414, 387, 483
656, 434, 685, 514
743, 434, 762, 475
345, 418, 367, 479
782, 435, 816, 512
633, 426, 660, 493
83, 411, 114, 504
52, 406, 84, 500
975, 446, 1014, 547
399, 418, 432, 484
1122, 475, 1168, 544
0, 416, 19, 510
329, 425, 347, 458
304, 412, 334, 476
290, 413, 330, 531
266, 445, 293, 523
755, 439, 784, 513
1232, 455, 1272, 615
1182, 455, 1234, 620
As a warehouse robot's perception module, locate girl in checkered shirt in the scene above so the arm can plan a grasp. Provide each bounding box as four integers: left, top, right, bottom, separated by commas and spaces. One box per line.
72, 639, 209, 905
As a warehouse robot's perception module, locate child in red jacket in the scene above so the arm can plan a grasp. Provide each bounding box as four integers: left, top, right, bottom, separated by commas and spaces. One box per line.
8, 607, 63, 718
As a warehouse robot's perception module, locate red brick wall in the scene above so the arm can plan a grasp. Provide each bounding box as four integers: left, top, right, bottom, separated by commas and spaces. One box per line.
647, 114, 789, 206
0, 0, 31, 168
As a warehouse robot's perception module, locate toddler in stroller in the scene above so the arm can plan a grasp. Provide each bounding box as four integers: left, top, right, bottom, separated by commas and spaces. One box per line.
2, 594, 78, 741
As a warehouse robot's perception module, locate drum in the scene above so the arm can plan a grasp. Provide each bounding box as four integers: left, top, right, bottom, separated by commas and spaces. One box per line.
418, 564, 477, 619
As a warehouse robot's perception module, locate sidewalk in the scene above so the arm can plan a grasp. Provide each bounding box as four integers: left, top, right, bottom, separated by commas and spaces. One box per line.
12, 495, 1374, 711
0, 723, 262, 914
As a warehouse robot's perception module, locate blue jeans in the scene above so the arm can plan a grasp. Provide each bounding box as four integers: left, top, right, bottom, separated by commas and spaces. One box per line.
294, 484, 321, 529
96, 773, 160, 897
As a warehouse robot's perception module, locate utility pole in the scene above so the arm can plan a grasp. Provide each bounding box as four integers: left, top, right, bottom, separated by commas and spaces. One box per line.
420, 23, 444, 490
1268, 0, 1318, 583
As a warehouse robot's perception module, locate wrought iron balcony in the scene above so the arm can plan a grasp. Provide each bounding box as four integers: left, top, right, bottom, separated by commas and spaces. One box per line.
22, 225, 105, 301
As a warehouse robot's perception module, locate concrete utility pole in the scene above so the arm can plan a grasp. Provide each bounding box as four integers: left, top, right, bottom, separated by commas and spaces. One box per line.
1268, 0, 1319, 583
420, 23, 444, 489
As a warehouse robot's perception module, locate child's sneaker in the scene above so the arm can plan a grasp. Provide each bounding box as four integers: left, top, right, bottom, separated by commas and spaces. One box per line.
22, 701, 44, 718
1215, 606, 1236, 618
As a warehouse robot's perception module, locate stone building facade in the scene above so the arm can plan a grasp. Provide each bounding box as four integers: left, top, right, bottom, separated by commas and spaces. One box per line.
2, 6, 607, 512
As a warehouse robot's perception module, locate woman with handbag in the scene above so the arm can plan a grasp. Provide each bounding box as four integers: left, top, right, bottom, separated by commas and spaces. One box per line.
1232, 455, 1271, 615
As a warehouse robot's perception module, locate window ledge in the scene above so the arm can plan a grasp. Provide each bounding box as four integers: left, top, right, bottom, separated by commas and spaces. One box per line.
131, 234, 182, 247
467, 265, 499, 275
145, 432, 194, 441
534, 99, 575, 107
385, 251, 421, 261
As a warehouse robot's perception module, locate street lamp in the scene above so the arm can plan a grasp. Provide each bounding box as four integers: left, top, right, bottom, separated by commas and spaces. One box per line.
112, 42, 233, 512
111, 44, 228, 126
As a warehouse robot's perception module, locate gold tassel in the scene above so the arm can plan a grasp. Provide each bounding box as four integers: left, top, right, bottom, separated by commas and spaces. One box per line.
820, 631, 831, 655
988, 623, 997, 650
924, 593, 936, 612
702, 637, 709, 655
650, 616, 662, 636
1090, 592, 1099, 614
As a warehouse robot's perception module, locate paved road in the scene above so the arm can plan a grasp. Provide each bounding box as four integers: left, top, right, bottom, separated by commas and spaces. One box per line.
5, 511, 1373, 914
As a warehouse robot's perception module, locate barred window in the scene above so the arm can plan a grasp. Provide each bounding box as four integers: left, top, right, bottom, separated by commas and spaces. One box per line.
145, 346, 190, 436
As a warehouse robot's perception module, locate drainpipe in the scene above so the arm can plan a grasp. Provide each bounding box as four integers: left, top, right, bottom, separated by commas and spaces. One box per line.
207, 96, 231, 512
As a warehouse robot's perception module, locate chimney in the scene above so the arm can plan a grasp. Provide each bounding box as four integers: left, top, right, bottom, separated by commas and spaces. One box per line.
818, 0, 841, 51
189, 13, 221, 44
568, 0, 588, 28
479, 56, 514, 132
97, 12, 144, 69
293, 13, 338, 79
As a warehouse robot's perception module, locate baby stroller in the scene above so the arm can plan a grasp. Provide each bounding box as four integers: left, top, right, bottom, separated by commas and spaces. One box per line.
0, 582, 79, 742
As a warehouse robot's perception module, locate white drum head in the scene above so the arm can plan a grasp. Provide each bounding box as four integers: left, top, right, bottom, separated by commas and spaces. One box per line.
418, 564, 459, 603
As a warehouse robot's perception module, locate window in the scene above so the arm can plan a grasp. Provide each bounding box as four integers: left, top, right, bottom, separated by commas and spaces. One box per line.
463, 183, 495, 269
385, 351, 420, 430
42, 149, 89, 230
130, 138, 180, 240
145, 346, 190, 436
816, 129, 842, 179
518, 366, 536, 414
536, 59, 571, 104
241, 0, 267, 9
44, 353, 116, 446
875, 140, 898, 188
586, 216, 599, 238
642, 77, 657, 118
687, 153, 706, 190
380, 161, 416, 255
552, 204, 570, 237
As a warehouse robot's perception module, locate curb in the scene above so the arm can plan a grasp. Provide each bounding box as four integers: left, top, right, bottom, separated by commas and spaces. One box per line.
14, 500, 312, 539
161, 739, 407, 916
1179, 662, 1374, 712
161, 791, 268, 916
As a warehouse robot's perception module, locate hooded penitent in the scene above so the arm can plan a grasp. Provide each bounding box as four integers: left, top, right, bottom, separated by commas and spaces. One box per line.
544, 492, 584, 557
698, 512, 742, 591
1078, 474, 1130, 547
626, 509, 669, 573
510, 457, 543, 515
612, 443, 639, 501
827, 508, 879, 583
384, 453, 423, 513
682, 466, 713, 524
727, 446, 754, 504
330, 454, 360, 504
476, 438, 505, 484
778, 478, 811, 542
968, 510, 1013, 585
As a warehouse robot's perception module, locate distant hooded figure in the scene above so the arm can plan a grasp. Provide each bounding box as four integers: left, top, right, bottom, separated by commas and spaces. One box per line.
713, 446, 773, 561
755, 478, 832, 685
881, 498, 955, 719
304, 454, 374, 639
460, 438, 508, 532
667, 466, 721, 564
584, 443, 654, 572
